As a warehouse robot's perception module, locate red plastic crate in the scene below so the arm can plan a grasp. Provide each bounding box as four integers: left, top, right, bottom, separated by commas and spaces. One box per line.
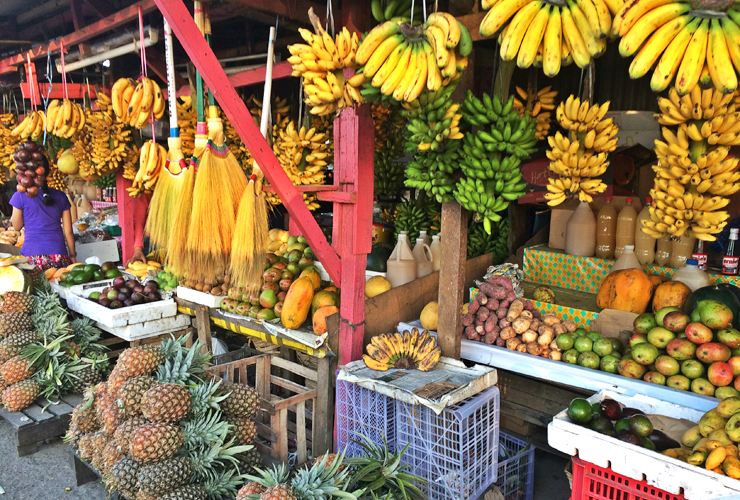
571, 456, 686, 500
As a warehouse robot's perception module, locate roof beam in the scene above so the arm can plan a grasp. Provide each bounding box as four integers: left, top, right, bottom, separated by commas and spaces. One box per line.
83, 0, 115, 19
0, 0, 157, 75
218, 0, 336, 27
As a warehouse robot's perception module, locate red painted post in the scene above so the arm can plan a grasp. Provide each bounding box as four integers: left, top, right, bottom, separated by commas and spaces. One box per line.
116, 171, 135, 263
335, 106, 374, 365
154, 0, 342, 285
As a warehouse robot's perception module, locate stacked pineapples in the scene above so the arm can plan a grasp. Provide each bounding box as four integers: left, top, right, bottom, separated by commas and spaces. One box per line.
68, 335, 263, 500
0, 285, 108, 412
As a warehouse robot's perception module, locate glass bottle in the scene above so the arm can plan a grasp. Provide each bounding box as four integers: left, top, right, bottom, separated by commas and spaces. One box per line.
634, 197, 656, 265
723, 228, 739, 276
615, 198, 637, 259
692, 239, 708, 271
595, 197, 617, 259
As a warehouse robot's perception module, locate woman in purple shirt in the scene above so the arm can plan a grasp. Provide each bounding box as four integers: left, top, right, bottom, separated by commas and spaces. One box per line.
10, 156, 76, 270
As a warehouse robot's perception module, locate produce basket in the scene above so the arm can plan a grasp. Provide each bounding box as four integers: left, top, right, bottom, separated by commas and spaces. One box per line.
336, 377, 396, 458
548, 390, 740, 499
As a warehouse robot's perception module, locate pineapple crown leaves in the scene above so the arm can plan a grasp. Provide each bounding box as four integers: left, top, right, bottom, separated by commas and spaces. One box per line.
188, 379, 229, 419
199, 468, 250, 500
185, 436, 253, 483
244, 463, 291, 490
70, 317, 103, 347
292, 452, 363, 500
156, 335, 212, 386
33, 311, 71, 342
180, 409, 231, 449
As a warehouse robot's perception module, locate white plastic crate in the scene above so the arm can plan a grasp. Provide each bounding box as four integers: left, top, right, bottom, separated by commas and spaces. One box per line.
66, 287, 176, 328
336, 378, 396, 458
495, 432, 535, 500
176, 286, 225, 308
396, 386, 500, 500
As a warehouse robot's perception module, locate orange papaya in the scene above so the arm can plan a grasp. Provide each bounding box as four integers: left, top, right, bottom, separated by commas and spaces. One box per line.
281, 277, 315, 329
299, 267, 321, 292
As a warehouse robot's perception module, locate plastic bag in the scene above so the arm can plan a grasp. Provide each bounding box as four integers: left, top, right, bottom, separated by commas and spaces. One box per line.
478, 263, 525, 297
211, 335, 229, 356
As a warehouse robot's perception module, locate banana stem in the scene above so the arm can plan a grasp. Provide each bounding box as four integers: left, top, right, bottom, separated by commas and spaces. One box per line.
576, 131, 588, 155
493, 60, 516, 102
689, 138, 707, 163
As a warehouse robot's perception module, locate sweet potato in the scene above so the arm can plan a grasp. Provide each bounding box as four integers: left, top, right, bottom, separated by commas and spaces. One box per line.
462, 313, 474, 327
512, 316, 532, 334
506, 338, 521, 350
475, 324, 484, 334
496, 308, 508, 319
549, 350, 562, 361
532, 310, 541, 318
563, 319, 577, 332
500, 327, 517, 340
499, 299, 511, 309
477, 307, 490, 321
538, 325, 554, 337
479, 283, 507, 300
553, 323, 567, 335
506, 300, 525, 322
485, 298, 500, 310
506, 290, 517, 302
521, 330, 538, 343
498, 318, 510, 329
526, 342, 542, 355
476, 293, 488, 305
483, 330, 499, 344
464, 326, 478, 340
538, 330, 554, 346
468, 300, 480, 315
469, 332, 481, 342
542, 313, 560, 326
495, 337, 506, 347
524, 300, 534, 310
516, 343, 528, 353
487, 275, 513, 291
484, 315, 498, 332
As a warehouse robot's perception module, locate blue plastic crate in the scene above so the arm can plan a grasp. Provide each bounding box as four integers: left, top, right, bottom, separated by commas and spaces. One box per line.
396, 386, 500, 500
495, 432, 535, 500
336, 378, 396, 458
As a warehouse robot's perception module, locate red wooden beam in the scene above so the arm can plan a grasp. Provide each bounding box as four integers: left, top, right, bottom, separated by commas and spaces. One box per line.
228, 61, 293, 88
70, 0, 85, 31
0, 0, 157, 75
20, 82, 103, 100
154, 0, 342, 285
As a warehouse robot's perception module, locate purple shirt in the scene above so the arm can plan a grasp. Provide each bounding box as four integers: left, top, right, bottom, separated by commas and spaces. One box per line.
10, 189, 71, 257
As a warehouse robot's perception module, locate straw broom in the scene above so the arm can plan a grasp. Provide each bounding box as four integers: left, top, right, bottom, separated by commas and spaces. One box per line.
144, 19, 187, 253
229, 26, 275, 292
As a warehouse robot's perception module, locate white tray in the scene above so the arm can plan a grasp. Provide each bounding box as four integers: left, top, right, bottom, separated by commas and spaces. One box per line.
66, 285, 176, 328
548, 389, 740, 499
94, 313, 192, 341
50, 277, 126, 300
176, 286, 225, 308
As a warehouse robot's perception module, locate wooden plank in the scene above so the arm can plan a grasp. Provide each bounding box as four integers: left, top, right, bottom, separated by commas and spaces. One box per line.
219, 0, 331, 26
286, 419, 313, 443
0, 0, 158, 75
270, 390, 317, 412
21, 403, 54, 422
270, 375, 310, 395
70, 450, 100, 486
500, 414, 536, 437
498, 371, 593, 405
271, 356, 317, 382
438, 202, 468, 359
296, 400, 307, 464
228, 61, 293, 89
17, 415, 72, 446
313, 355, 332, 455
256, 420, 277, 442
316, 191, 356, 203
193, 305, 213, 355
501, 399, 554, 427
36, 398, 74, 417
0, 407, 33, 428
155, 0, 341, 285
276, 408, 288, 463
62, 393, 85, 407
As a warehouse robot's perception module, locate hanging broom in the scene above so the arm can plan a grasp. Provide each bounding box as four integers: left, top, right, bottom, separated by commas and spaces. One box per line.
183, 3, 248, 284
229, 26, 275, 292
144, 19, 187, 253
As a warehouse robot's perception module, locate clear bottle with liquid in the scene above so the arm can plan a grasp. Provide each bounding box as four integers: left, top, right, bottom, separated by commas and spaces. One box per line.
430, 234, 441, 272
615, 198, 637, 260
412, 238, 434, 278
386, 232, 417, 288
670, 235, 696, 269
611, 244, 642, 272
672, 259, 711, 291
595, 197, 617, 259
418, 230, 430, 246
634, 197, 656, 265
655, 235, 672, 267
565, 201, 596, 257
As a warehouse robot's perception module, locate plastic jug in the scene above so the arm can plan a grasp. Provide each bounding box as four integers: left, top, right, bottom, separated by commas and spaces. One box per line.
634, 198, 656, 265
76, 195, 92, 216
83, 182, 98, 201
672, 259, 711, 291
595, 197, 617, 259
615, 198, 637, 259
67, 194, 78, 223
387, 232, 417, 288
671, 236, 696, 269
430, 234, 441, 272
418, 230, 430, 246
611, 244, 642, 272
565, 201, 596, 257
655, 235, 672, 266
412, 238, 434, 278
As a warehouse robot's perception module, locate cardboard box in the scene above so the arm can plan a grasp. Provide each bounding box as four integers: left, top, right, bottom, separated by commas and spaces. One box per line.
76, 240, 119, 264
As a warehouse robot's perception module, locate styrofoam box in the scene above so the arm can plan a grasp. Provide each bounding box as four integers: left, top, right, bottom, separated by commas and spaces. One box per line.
50, 277, 124, 300
176, 286, 225, 308
66, 286, 176, 328
548, 389, 740, 500
313, 261, 385, 283
93, 313, 192, 341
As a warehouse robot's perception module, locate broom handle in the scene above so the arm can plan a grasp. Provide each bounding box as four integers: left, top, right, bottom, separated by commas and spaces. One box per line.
194, 1, 205, 124
164, 20, 178, 134
259, 26, 276, 140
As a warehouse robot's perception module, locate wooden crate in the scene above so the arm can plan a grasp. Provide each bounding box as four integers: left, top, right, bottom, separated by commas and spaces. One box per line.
0, 393, 84, 457
208, 352, 331, 466
98, 327, 196, 362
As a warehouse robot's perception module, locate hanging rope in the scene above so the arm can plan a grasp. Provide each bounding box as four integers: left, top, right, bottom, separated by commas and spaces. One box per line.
26, 54, 36, 113
325, 0, 335, 36
137, 6, 156, 144
59, 40, 69, 100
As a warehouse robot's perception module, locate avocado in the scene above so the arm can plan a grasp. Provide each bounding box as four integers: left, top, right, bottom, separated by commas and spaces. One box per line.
629, 414, 654, 438
589, 415, 615, 435
93, 270, 105, 281
614, 418, 630, 433
73, 271, 93, 284
105, 269, 122, 278
647, 429, 681, 451
567, 398, 594, 424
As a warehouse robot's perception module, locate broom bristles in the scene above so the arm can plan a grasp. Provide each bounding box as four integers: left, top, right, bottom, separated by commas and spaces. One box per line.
230, 173, 269, 292
145, 137, 186, 253
164, 164, 196, 277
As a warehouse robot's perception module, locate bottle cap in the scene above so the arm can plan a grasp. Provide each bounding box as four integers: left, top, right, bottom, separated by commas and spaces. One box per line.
625, 244, 634, 250
626, 198, 633, 203
646, 197, 652, 203
606, 197, 612, 202
687, 259, 698, 265
732, 228, 739, 236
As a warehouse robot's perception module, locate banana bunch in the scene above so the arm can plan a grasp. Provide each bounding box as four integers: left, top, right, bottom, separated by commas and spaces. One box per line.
273, 121, 330, 186
556, 96, 618, 151
481, 0, 621, 74
47, 152, 67, 191
309, 114, 335, 160
371, 103, 393, 150
78, 109, 134, 179
363, 328, 441, 372
371, 0, 429, 25
110, 77, 165, 127
245, 94, 291, 143
264, 190, 321, 211
176, 97, 197, 157
288, 26, 361, 116
0, 115, 21, 170
644, 85, 740, 242
95, 92, 112, 113
513, 85, 558, 139
374, 149, 405, 197
354, 13, 472, 103
468, 217, 509, 263
393, 197, 441, 241
128, 140, 166, 197
615, 1, 740, 94
91, 173, 116, 189
11, 110, 46, 140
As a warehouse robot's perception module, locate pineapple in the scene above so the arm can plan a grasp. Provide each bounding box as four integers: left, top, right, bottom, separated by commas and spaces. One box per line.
109, 457, 142, 498
236, 482, 266, 499
0, 291, 34, 313
135, 493, 158, 500
129, 422, 184, 463
0, 356, 34, 384
243, 465, 291, 500
242, 448, 263, 474
142, 383, 191, 422
71, 403, 100, 433
102, 440, 124, 472
138, 456, 194, 497
113, 415, 148, 453
220, 382, 260, 419
228, 416, 257, 445
1, 378, 40, 411
89, 430, 112, 472
69, 362, 105, 394
77, 432, 96, 461
116, 376, 157, 416
96, 396, 123, 435
0, 311, 34, 338
157, 485, 208, 500
116, 345, 166, 378
0, 375, 6, 394
291, 452, 353, 499
261, 484, 296, 500
0, 331, 39, 362
106, 368, 128, 398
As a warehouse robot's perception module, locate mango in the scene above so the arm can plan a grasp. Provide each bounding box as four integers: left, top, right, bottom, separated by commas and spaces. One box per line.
725, 444, 739, 458
688, 448, 708, 466
700, 409, 728, 437
723, 456, 740, 479
662, 448, 680, 458
706, 440, 724, 451
718, 396, 740, 419
708, 429, 733, 446
726, 413, 740, 442
706, 447, 728, 470
694, 437, 710, 451
683, 426, 703, 447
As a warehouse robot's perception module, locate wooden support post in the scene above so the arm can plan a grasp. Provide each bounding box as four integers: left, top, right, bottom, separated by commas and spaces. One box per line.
314, 355, 333, 454
116, 171, 135, 264
334, 106, 373, 366
193, 305, 213, 355
438, 202, 467, 359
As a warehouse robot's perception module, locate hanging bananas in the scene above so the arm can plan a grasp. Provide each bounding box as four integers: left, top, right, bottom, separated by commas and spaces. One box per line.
615, 1, 740, 94
354, 13, 471, 104
0, 115, 21, 172
289, 26, 361, 116
546, 95, 617, 206
513, 85, 558, 139
74, 106, 134, 180
375, 153, 405, 197
176, 97, 197, 157
11, 109, 46, 140
110, 77, 165, 127
371, 0, 430, 25
128, 140, 166, 197
393, 197, 441, 242
94, 92, 112, 114
246, 94, 291, 143
644, 85, 739, 242
480, 0, 621, 74
468, 217, 509, 264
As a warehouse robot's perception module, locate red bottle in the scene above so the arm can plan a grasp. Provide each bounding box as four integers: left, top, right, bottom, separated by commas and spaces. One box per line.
692, 239, 708, 271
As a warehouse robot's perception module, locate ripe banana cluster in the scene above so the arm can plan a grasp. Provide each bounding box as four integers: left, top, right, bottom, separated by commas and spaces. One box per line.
513, 85, 557, 139
556, 95, 618, 152
645, 85, 740, 242
615, 0, 740, 94
0, 115, 21, 171
48, 148, 68, 190
128, 140, 166, 197
246, 94, 291, 144
371, 0, 428, 25
95, 93, 112, 114
363, 328, 441, 372
176, 97, 197, 157
481, 0, 623, 74
11, 110, 46, 140
289, 26, 361, 116
273, 121, 330, 186
393, 197, 440, 242
309, 114, 335, 160
354, 13, 472, 103
75, 109, 134, 180
111, 77, 165, 127
468, 217, 509, 263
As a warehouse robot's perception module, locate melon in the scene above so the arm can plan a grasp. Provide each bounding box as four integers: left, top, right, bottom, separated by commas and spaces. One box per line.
420, 301, 438, 330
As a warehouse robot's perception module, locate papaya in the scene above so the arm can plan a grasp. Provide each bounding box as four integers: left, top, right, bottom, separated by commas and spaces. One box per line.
648, 274, 669, 288
313, 305, 339, 335
596, 268, 654, 314
652, 281, 692, 313
299, 267, 321, 292
281, 277, 315, 329
312, 290, 339, 316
